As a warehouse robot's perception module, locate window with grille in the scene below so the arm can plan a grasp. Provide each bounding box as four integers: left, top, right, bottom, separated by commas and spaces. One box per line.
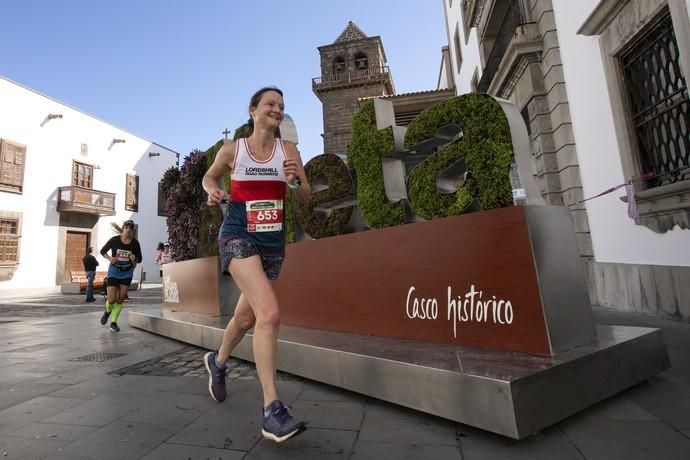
620, 10, 690, 188
0, 139, 27, 194
72, 161, 94, 188
125, 174, 139, 212
0, 218, 19, 265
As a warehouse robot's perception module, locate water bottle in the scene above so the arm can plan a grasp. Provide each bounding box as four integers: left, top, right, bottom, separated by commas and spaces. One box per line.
509, 162, 528, 206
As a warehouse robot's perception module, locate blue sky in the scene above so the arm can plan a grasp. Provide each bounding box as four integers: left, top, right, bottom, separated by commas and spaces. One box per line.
2, 1, 447, 162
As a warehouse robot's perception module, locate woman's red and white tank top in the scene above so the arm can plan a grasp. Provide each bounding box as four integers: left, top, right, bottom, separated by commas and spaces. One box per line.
220, 138, 288, 252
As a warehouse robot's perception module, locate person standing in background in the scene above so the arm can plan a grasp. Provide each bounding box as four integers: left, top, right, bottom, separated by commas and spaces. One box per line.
154, 242, 165, 277
160, 242, 173, 274
82, 247, 99, 303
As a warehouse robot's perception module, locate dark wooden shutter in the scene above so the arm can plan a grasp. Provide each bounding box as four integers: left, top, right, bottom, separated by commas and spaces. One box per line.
64, 231, 88, 280
125, 174, 139, 212
0, 218, 20, 265
157, 181, 167, 216
0, 139, 27, 193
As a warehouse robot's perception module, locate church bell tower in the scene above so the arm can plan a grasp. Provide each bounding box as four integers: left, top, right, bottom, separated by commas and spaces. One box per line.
312, 21, 395, 155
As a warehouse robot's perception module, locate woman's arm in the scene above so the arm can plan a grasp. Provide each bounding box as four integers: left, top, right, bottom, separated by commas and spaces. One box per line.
133, 240, 143, 264
283, 141, 311, 204
100, 238, 114, 263
203, 141, 235, 206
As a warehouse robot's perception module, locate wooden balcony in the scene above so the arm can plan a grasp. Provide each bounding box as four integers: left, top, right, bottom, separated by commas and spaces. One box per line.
57, 186, 116, 216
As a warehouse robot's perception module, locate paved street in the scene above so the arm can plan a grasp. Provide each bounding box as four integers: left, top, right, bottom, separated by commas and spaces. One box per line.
0, 287, 689, 459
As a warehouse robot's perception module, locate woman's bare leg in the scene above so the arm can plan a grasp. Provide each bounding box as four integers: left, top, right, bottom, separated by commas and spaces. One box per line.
228, 255, 281, 406
106, 286, 118, 306
217, 293, 256, 363
117, 285, 128, 304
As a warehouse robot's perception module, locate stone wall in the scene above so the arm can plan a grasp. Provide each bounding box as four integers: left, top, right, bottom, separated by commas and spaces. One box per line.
585, 260, 690, 322
321, 84, 392, 154
481, 0, 592, 257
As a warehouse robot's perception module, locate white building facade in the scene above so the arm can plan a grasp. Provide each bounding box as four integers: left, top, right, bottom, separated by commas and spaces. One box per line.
0, 76, 178, 293
442, 0, 690, 321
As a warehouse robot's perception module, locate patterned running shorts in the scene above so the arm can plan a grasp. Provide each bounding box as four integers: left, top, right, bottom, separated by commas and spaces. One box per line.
107, 277, 132, 287
219, 237, 284, 281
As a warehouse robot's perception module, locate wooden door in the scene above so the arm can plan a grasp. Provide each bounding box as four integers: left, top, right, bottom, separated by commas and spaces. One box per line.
65, 232, 88, 281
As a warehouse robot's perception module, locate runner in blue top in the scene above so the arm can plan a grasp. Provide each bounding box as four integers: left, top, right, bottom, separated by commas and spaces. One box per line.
99, 220, 142, 332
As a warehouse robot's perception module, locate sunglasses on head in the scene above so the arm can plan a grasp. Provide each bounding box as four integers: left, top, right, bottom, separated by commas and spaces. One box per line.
123, 221, 134, 229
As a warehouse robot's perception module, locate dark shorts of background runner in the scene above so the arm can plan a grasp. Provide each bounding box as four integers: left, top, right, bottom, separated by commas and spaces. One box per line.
107, 277, 133, 287
219, 236, 284, 281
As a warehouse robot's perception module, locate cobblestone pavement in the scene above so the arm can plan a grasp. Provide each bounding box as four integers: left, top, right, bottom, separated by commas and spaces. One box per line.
0, 287, 291, 380
0, 288, 162, 318
0, 287, 297, 382
110, 345, 299, 381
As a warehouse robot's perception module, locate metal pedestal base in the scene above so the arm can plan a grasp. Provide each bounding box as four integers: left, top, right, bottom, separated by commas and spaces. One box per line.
129, 309, 669, 439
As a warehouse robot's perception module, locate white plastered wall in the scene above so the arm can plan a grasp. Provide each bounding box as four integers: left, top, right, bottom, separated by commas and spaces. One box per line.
0, 76, 178, 290
443, 0, 482, 95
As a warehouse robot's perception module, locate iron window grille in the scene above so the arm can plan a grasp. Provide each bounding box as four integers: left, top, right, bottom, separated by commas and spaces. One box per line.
620, 11, 690, 188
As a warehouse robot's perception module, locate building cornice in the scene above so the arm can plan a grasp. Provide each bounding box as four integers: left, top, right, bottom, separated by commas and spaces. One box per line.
578, 0, 633, 36
487, 24, 543, 96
